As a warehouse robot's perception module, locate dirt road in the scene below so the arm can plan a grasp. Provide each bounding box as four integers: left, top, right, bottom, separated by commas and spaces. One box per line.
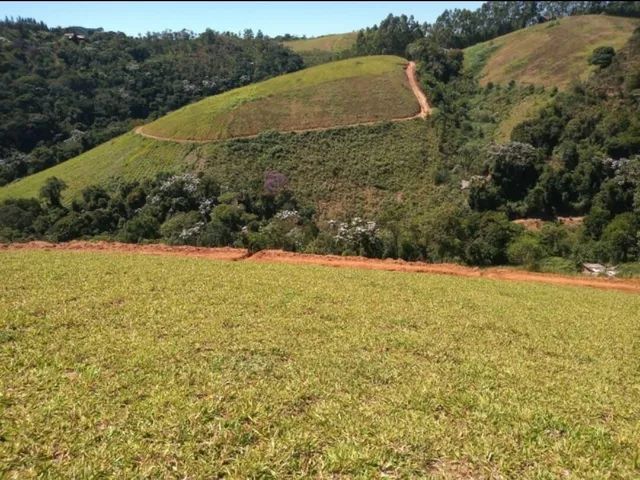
405, 61, 430, 117
135, 61, 430, 144
3, 241, 639, 294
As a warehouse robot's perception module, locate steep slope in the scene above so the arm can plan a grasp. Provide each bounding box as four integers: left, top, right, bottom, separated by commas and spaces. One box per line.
0, 121, 442, 221
139, 55, 419, 142
464, 14, 640, 89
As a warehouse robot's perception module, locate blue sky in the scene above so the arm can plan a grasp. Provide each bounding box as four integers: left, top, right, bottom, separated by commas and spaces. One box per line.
1, 1, 483, 37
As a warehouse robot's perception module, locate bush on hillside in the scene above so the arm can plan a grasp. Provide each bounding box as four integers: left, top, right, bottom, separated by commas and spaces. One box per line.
589, 46, 616, 68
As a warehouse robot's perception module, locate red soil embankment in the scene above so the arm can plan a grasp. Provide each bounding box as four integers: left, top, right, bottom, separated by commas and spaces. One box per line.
3, 241, 640, 294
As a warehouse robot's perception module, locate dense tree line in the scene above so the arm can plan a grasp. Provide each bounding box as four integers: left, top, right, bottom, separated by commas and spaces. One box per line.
0, 17, 303, 185
0, 171, 527, 267
425, 23, 640, 267
352, 1, 640, 57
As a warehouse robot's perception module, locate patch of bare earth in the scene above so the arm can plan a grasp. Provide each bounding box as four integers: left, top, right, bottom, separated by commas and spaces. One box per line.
5, 241, 640, 294
514, 216, 584, 231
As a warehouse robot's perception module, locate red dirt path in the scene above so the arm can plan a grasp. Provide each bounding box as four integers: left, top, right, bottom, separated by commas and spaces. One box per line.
3, 241, 640, 294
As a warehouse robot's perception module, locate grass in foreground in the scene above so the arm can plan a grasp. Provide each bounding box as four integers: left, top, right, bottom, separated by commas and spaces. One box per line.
1, 250, 639, 478
464, 15, 640, 89
140, 55, 418, 141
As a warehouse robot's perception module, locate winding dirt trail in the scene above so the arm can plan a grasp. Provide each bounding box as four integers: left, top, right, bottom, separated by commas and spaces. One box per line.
3, 241, 640, 294
134, 61, 430, 144
405, 61, 430, 118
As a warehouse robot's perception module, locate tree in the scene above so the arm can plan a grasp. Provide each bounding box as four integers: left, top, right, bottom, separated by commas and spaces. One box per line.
507, 233, 547, 269
589, 46, 615, 69
601, 212, 638, 262
39, 177, 67, 207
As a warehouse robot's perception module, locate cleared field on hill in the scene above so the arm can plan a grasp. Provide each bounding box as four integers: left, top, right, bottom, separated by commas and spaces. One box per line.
1, 250, 639, 477
283, 32, 357, 53
140, 55, 418, 141
464, 14, 640, 89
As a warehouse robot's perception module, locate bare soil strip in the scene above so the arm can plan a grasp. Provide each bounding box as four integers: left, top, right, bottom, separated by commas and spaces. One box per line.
405, 61, 430, 117
3, 241, 639, 294
135, 61, 430, 144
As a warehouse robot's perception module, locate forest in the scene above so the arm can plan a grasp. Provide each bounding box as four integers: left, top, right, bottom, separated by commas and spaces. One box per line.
0, 17, 302, 185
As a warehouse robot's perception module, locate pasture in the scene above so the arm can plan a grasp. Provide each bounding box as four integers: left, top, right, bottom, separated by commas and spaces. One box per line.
1, 250, 639, 477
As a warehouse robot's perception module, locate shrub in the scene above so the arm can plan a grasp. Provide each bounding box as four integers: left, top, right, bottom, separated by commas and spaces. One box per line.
463, 212, 521, 266
160, 211, 203, 245
600, 212, 638, 262
507, 234, 547, 269
589, 46, 615, 69
119, 213, 160, 243
48, 212, 88, 242
39, 177, 67, 207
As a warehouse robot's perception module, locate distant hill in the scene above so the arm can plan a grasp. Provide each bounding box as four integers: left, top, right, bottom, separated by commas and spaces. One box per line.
3, 13, 640, 229
0, 18, 303, 186
138, 55, 419, 142
283, 32, 357, 53
464, 14, 640, 89
282, 32, 357, 66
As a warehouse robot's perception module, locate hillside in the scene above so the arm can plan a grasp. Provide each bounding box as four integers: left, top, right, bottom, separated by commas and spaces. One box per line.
283, 32, 357, 66
0, 18, 303, 186
2, 13, 640, 269
283, 32, 356, 53
0, 121, 442, 222
139, 55, 419, 142
464, 14, 640, 89
2, 248, 640, 477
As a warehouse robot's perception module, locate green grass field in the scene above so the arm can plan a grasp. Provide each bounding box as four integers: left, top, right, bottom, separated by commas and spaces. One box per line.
1, 250, 640, 477
464, 15, 640, 89
283, 32, 357, 53
140, 55, 418, 142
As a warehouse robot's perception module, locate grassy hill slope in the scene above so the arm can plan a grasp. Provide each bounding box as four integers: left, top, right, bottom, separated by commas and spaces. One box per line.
283, 32, 357, 53
283, 32, 357, 66
464, 14, 640, 89
2, 249, 640, 477
0, 121, 444, 221
140, 55, 418, 142
0, 133, 197, 202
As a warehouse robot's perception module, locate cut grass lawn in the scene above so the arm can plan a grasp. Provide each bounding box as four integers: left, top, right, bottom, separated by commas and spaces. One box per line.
464, 15, 640, 89
140, 55, 418, 141
1, 250, 640, 477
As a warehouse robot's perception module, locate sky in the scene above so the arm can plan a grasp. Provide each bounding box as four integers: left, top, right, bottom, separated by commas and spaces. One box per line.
1, 1, 483, 37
